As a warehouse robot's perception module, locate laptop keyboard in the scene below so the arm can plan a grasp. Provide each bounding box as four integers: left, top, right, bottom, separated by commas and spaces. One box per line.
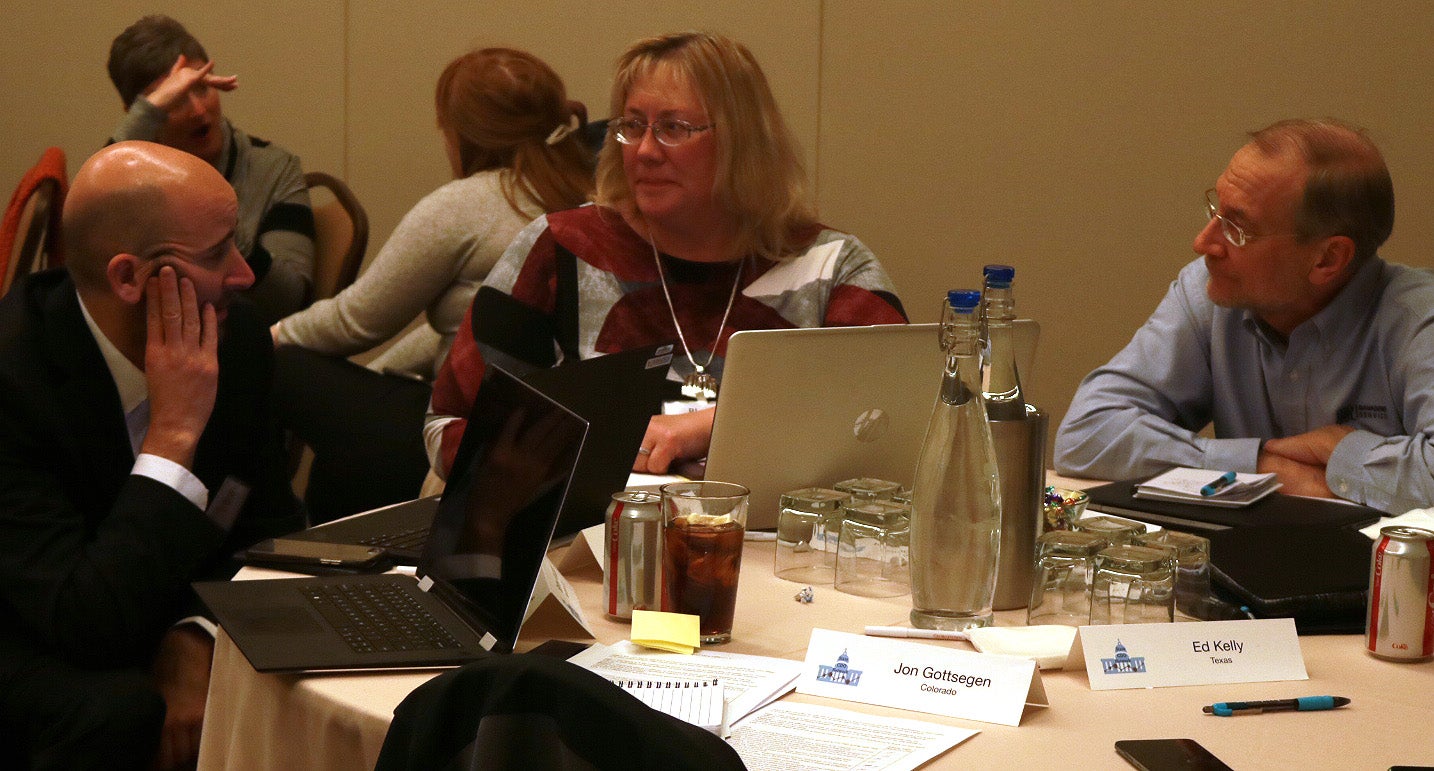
357, 525, 430, 551
301, 582, 463, 654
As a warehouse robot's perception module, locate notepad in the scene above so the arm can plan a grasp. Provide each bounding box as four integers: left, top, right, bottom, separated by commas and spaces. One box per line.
612, 677, 725, 734
1134, 467, 1280, 508
568, 641, 804, 729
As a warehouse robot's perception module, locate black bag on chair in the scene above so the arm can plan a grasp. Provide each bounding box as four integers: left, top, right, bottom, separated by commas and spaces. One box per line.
374, 654, 747, 771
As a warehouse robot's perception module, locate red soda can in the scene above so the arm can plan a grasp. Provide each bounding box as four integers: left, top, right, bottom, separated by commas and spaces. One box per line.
604, 490, 663, 620
1365, 526, 1434, 661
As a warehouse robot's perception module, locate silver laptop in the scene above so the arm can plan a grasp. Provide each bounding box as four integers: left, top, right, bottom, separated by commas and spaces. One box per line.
705, 321, 1038, 529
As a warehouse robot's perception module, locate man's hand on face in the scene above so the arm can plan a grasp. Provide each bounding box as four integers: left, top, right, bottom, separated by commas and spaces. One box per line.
150, 624, 215, 770
1256, 449, 1334, 498
139, 265, 218, 470
144, 54, 237, 114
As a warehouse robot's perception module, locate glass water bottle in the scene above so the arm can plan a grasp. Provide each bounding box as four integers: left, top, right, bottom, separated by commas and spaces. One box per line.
981, 264, 1026, 421
909, 290, 1003, 630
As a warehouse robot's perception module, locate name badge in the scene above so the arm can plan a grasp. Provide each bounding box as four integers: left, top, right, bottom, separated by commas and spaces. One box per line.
1077, 618, 1308, 690
797, 629, 1047, 726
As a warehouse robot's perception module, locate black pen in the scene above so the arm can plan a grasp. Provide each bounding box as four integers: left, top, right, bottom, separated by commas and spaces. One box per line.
1203, 696, 1350, 716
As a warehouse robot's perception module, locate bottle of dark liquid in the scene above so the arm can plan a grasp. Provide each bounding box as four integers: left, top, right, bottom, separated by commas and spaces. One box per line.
981, 264, 1025, 421
909, 290, 1002, 631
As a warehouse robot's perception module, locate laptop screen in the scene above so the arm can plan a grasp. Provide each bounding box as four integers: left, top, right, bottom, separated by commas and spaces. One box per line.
420, 365, 588, 651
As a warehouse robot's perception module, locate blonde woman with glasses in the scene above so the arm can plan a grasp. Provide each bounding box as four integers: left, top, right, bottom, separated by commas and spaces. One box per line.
426, 31, 907, 480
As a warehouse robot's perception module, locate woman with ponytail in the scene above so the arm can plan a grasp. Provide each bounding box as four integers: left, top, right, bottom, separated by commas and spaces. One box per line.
275, 47, 592, 379
271, 47, 593, 522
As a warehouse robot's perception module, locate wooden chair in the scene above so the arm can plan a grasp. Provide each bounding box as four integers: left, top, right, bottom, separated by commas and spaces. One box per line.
286, 172, 368, 499
303, 171, 368, 303
1, 147, 67, 296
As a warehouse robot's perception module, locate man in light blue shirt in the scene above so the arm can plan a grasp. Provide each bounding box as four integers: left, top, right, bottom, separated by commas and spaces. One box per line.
1055, 118, 1434, 514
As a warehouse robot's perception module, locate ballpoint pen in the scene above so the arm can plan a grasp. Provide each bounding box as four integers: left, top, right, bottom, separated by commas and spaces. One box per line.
864, 625, 969, 641
1200, 471, 1239, 497
1202, 696, 1350, 716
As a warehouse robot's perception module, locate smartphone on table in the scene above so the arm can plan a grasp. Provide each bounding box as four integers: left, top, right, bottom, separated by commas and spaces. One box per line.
242, 538, 392, 574
1115, 739, 1234, 771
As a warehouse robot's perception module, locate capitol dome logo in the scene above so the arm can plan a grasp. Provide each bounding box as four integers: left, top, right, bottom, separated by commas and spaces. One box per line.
1101, 640, 1147, 674
816, 648, 863, 686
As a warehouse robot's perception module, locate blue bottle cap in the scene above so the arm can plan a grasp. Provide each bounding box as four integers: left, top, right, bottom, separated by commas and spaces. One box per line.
947, 289, 982, 312
983, 264, 1015, 287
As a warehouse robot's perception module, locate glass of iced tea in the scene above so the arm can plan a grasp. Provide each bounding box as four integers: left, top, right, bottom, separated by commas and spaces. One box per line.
660, 481, 749, 644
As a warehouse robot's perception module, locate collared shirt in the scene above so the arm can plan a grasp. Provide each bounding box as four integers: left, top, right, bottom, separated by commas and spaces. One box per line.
1054, 256, 1434, 514
76, 290, 209, 511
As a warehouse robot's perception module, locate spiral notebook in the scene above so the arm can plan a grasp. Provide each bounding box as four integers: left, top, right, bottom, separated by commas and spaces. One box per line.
612, 678, 726, 734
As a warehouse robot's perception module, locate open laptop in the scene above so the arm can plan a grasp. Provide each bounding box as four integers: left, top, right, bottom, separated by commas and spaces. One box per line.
282, 344, 669, 561
195, 365, 588, 671
704, 321, 1039, 529
524, 344, 671, 537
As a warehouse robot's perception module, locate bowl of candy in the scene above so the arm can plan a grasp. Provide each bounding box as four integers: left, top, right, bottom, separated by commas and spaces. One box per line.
1042, 486, 1090, 531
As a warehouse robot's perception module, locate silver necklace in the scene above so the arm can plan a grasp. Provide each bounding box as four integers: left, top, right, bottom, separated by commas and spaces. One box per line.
649, 236, 741, 401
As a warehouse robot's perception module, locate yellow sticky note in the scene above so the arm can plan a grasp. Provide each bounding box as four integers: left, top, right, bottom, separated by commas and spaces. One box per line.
630, 609, 700, 654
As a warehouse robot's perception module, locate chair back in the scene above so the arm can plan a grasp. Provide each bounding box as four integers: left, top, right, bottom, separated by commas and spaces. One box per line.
303, 171, 367, 302
375, 654, 746, 771
2, 147, 67, 296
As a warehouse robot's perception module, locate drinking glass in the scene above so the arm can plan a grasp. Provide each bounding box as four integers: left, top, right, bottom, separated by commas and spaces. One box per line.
835, 500, 911, 598
1089, 544, 1177, 625
660, 481, 749, 644
774, 487, 848, 583
1073, 515, 1148, 547
1027, 530, 1109, 626
1134, 530, 1211, 618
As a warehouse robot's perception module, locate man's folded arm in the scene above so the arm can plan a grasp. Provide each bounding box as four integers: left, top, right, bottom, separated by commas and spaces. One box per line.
1325, 322, 1434, 513
1055, 269, 1260, 479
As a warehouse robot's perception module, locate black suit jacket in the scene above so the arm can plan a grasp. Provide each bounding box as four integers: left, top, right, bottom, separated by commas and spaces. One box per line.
0, 269, 302, 673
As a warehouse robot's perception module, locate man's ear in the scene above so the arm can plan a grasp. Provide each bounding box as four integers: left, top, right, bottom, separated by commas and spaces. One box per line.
1309, 235, 1356, 288
106, 254, 147, 305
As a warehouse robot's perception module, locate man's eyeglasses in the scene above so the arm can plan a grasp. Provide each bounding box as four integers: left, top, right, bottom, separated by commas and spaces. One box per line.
612, 118, 714, 148
1203, 188, 1295, 247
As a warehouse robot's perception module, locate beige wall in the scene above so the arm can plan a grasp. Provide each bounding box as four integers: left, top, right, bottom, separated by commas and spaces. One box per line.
6, 1, 1433, 452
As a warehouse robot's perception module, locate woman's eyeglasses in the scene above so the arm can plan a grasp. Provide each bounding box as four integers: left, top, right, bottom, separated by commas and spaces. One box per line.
612, 118, 714, 148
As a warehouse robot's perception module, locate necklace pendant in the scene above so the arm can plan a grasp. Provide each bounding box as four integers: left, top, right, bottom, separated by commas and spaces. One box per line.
682, 369, 719, 401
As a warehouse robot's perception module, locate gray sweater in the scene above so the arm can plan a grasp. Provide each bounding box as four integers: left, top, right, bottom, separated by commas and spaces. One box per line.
276, 169, 541, 379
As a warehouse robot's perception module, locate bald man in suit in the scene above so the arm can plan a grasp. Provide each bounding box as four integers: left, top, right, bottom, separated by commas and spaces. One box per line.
0, 142, 301, 768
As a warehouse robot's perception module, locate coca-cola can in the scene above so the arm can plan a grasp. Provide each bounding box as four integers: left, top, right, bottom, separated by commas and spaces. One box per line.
605, 490, 663, 620
1365, 525, 1434, 662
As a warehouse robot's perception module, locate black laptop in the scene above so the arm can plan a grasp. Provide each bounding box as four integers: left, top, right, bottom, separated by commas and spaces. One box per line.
1206, 524, 1373, 634
524, 344, 670, 537
194, 365, 588, 671
282, 344, 670, 562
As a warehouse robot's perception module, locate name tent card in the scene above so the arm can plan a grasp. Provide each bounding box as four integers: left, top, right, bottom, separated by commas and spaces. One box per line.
797, 629, 1047, 727
518, 557, 596, 642
1076, 618, 1308, 691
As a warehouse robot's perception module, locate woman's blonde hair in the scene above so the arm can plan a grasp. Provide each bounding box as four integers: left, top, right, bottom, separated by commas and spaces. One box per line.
435, 47, 593, 216
594, 31, 818, 261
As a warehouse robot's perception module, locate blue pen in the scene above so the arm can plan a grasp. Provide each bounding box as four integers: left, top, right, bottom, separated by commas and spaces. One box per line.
1200, 471, 1238, 496
1203, 696, 1350, 716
